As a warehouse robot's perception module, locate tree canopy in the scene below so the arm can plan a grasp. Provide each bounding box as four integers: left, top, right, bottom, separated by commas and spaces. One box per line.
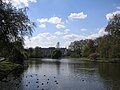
97, 13, 120, 59
0, 0, 35, 63
51, 49, 62, 59
0, 1, 35, 45
105, 14, 120, 38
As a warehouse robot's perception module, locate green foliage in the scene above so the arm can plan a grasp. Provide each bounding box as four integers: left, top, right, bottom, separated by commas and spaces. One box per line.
96, 36, 110, 58
105, 14, 120, 38
51, 49, 62, 59
27, 48, 34, 58
8, 48, 24, 64
68, 39, 96, 58
81, 39, 96, 57
81, 44, 91, 57
47, 52, 52, 58
0, 60, 22, 80
68, 40, 86, 58
0, 1, 35, 63
96, 13, 120, 59
109, 44, 120, 58
68, 51, 81, 58
0, 1, 35, 45
32, 47, 43, 58
97, 36, 120, 59
26, 47, 43, 58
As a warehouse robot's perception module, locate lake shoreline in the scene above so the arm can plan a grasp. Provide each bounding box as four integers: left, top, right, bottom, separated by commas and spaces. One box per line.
0, 60, 23, 81
28, 57, 120, 63
63, 57, 120, 63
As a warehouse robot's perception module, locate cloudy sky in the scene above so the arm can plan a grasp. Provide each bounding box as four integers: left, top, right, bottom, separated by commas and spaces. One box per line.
7, 0, 120, 48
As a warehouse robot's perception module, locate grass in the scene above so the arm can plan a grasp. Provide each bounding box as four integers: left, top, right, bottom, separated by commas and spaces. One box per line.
0, 60, 23, 80
64, 57, 90, 61
64, 57, 120, 63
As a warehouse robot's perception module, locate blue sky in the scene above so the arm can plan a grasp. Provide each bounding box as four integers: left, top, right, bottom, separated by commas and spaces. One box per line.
8, 0, 120, 48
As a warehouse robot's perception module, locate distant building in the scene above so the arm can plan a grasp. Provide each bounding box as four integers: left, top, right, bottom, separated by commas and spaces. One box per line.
59, 48, 67, 55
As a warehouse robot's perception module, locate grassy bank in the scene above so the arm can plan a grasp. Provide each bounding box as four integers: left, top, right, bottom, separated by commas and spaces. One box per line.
0, 60, 23, 80
66, 57, 90, 61
64, 57, 120, 63
63, 57, 90, 61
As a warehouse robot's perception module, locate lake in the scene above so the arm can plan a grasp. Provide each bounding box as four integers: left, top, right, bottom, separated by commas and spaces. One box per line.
0, 58, 120, 90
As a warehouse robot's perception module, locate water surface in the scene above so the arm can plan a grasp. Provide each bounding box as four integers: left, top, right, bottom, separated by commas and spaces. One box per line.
0, 58, 120, 90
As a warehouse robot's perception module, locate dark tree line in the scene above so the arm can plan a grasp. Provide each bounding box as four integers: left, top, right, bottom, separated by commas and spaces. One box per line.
68, 39, 96, 58
25, 47, 62, 59
25, 47, 43, 58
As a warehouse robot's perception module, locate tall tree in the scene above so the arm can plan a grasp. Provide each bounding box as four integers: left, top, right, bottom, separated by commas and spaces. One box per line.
51, 49, 62, 59
97, 13, 120, 59
68, 40, 86, 58
81, 39, 96, 57
32, 47, 42, 58
0, 1, 35, 44
0, 1, 35, 63
105, 14, 120, 38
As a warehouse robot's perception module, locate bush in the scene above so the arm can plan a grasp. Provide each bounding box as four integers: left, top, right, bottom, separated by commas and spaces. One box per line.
51, 49, 62, 59
8, 48, 24, 64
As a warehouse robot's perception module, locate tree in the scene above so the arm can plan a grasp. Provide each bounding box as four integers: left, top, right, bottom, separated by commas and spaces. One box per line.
0, 1, 35, 44
0, 1, 35, 63
8, 48, 24, 64
51, 49, 62, 59
81, 44, 91, 57
105, 14, 120, 38
27, 48, 34, 58
96, 36, 111, 58
32, 47, 42, 58
96, 13, 120, 59
81, 39, 96, 57
68, 40, 86, 58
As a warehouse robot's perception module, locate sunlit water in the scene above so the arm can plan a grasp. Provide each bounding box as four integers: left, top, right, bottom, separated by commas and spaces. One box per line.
0, 58, 120, 90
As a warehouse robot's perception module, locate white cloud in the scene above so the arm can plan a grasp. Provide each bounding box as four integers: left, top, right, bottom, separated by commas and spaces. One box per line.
3, 0, 37, 7
64, 29, 70, 34
54, 31, 63, 36
61, 28, 107, 48
62, 41, 71, 48
63, 34, 86, 41
80, 28, 87, 31
48, 17, 62, 24
87, 28, 108, 39
68, 12, 87, 20
24, 28, 107, 48
54, 29, 70, 36
63, 28, 107, 42
106, 11, 120, 20
38, 24, 46, 28
37, 17, 62, 24
37, 18, 48, 23
117, 7, 120, 9
56, 24, 66, 29
24, 33, 57, 48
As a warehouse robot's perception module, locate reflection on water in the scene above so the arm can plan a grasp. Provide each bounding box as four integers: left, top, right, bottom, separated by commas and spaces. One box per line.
0, 58, 120, 90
